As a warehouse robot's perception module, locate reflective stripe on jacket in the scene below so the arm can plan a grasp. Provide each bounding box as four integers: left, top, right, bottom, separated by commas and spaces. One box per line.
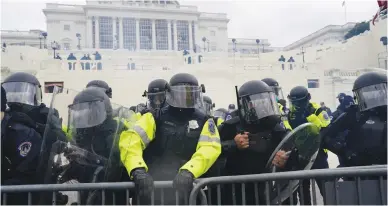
119, 112, 221, 178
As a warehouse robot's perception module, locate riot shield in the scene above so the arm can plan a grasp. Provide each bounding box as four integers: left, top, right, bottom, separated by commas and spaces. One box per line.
265, 123, 321, 204
38, 87, 135, 205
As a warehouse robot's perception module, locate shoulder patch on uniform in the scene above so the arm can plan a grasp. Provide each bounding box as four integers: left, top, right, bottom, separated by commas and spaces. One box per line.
225, 115, 232, 121
208, 119, 216, 135
18, 142, 32, 157
323, 112, 330, 121
188, 120, 199, 130
279, 121, 286, 130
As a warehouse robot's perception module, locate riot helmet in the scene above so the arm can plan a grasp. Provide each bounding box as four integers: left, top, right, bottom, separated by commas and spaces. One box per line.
352, 71, 387, 112
228, 104, 236, 113
143, 79, 168, 109
262, 78, 284, 101
136, 103, 146, 113
86, 80, 112, 98
2, 72, 42, 106
287, 86, 311, 111
214, 108, 227, 120
237, 80, 280, 125
129, 106, 137, 112
203, 96, 215, 115
69, 87, 112, 129
166, 73, 205, 109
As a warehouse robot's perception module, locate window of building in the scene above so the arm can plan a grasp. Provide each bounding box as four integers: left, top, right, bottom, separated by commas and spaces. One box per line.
176, 20, 189, 51
44, 82, 64, 93
123, 18, 136, 50
140, 19, 152, 50
307, 79, 320, 88
210, 31, 216, 36
99, 16, 113, 49
155, 19, 168, 50
64, 25, 70, 31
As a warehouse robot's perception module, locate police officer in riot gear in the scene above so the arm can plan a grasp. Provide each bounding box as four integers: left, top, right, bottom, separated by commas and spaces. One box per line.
86, 80, 112, 98
119, 73, 221, 205
1, 85, 44, 205
287, 85, 331, 205
219, 80, 290, 205
2, 72, 65, 138
323, 71, 387, 167
143, 79, 168, 111
54, 88, 127, 204
262, 77, 291, 130
261, 77, 285, 101
202, 95, 215, 116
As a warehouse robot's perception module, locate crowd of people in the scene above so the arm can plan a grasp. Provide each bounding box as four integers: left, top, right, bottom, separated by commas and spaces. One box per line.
1, 71, 386, 205
54, 51, 103, 70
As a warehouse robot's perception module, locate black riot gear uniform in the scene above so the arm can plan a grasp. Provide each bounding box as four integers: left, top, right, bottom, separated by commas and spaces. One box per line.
323, 71, 387, 167
135, 73, 216, 205
61, 88, 127, 204
218, 80, 290, 205
86, 80, 112, 98
1, 72, 66, 146
143, 79, 168, 110
1, 85, 44, 205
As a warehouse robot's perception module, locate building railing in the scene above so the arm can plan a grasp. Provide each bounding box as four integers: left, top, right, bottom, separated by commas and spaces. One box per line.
1, 166, 386, 205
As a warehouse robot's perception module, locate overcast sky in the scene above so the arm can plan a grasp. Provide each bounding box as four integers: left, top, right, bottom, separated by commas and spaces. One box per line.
0, 0, 378, 47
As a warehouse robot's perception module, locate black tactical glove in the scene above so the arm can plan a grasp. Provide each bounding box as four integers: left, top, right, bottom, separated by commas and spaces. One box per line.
131, 168, 154, 197
173, 169, 194, 193
304, 103, 315, 117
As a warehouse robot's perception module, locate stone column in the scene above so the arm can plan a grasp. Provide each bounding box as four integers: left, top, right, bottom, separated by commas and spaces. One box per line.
136, 18, 140, 51
173, 20, 178, 51
167, 20, 172, 50
188, 21, 193, 51
119, 17, 124, 49
95, 16, 100, 49
86, 16, 93, 48
193, 21, 198, 51
112, 17, 117, 49
152, 19, 156, 50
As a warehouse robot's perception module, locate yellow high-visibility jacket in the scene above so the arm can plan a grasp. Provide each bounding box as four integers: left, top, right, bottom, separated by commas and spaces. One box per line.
289, 102, 331, 153
119, 112, 221, 178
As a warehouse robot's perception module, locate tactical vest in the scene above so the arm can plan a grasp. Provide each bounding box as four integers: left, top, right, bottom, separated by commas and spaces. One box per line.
346, 114, 387, 165
143, 109, 207, 181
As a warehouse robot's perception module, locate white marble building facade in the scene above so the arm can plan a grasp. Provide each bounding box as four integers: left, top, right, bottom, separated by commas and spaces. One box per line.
42, 0, 229, 52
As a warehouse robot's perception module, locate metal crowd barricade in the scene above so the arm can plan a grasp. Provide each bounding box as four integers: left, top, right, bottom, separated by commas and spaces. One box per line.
1, 181, 207, 205
189, 165, 387, 205
1, 166, 386, 205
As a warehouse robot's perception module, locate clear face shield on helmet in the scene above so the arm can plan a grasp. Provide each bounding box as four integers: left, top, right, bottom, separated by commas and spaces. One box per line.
68, 100, 108, 129
147, 91, 166, 110
239, 92, 280, 124
203, 101, 214, 115
272, 86, 284, 101
166, 85, 203, 108
2, 82, 42, 106
354, 83, 387, 112
214, 110, 226, 119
